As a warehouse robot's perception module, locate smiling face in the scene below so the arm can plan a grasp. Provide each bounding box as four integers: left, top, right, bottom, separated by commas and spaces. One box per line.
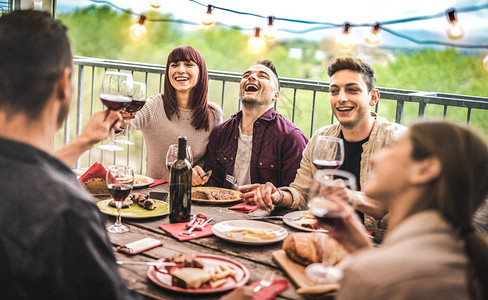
365, 132, 414, 204
329, 70, 379, 129
239, 64, 279, 109
168, 60, 200, 94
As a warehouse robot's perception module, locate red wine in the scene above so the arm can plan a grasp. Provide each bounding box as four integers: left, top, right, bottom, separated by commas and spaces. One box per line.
100, 94, 132, 111
309, 197, 345, 226
313, 159, 341, 170
125, 99, 146, 113
107, 184, 132, 202
169, 137, 192, 223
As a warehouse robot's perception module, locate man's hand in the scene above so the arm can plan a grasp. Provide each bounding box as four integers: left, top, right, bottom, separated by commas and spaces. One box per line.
191, 166, 208, 186
79, 110, 123, 144
254, 182, 282, 211
238, 184, 261, 203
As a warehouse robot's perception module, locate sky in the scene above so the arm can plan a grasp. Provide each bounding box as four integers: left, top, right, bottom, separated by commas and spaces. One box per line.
57, 0, 488, 48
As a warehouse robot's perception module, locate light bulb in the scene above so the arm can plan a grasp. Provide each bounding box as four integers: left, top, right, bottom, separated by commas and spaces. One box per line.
337, 23, 351, 49
483, 54, 488, 72
365, 24, 381, 45
446, 9, 464, 40
202, 5, 214, 26
33, 0, 43, 10
149, 0, 161, 9
129, 16, 147, 41
248, 28, 266, 55
263, 16, 276, 41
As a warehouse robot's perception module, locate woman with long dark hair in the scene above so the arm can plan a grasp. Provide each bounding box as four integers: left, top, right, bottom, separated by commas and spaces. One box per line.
125, 45, 222, 180
328, 122, 488, 300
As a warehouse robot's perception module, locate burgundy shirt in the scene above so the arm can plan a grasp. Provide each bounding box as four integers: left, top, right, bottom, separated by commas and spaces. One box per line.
204, 109, 308, 189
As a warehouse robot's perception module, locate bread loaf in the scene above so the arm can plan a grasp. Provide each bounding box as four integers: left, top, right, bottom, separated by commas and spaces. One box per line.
283, 232, 347, 266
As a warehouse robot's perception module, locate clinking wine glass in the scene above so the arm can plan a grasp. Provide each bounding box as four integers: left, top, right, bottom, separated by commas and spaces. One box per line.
106, 165, 134, 233
165, 144, 193, 171
115, 81, 146, 145
305, 169, 357, 283
312, 136, 344, 171
98, 71, 134, 151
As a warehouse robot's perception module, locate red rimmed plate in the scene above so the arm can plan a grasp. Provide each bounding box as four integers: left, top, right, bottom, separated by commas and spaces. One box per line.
146, 254, 250, 294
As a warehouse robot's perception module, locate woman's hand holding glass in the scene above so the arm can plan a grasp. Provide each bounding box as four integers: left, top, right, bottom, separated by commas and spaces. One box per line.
115, 81, 146, 145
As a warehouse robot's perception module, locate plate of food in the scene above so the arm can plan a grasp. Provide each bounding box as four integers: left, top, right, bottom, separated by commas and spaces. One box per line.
283, 211, 327, 232
191, 187, 242, 203
146, 253, 250, 294
133, 174, 154, 188
96, 193, 168, 219
212, 220, 288, 245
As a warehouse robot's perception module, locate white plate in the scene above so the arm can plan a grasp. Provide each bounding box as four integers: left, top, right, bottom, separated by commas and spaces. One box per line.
134, 175, 154, 188
283, 211, 327, 232
212, 220, 288, 245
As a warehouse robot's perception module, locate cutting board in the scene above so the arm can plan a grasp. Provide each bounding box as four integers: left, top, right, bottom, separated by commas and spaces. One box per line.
272, 250, 339, 296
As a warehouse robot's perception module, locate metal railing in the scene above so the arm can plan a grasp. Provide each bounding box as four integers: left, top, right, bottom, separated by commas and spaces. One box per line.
66, 56, 488, 173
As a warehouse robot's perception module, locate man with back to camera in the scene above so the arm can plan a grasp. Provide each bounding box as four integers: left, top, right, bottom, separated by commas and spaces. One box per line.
247, 57, 406, 242
192, 60, 308, 190
0, 10, 138, 299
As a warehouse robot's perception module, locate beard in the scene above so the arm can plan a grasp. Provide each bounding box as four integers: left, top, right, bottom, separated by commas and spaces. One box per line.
56, 100, 70, 129
336, 104, 368, 129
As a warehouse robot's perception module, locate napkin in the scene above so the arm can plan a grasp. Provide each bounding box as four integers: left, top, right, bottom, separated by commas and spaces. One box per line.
149, 178, 167, 187
228, 202, 259, 213
159, 222, 213, 241
78, 162, 107, 184
250, 278, 289, 300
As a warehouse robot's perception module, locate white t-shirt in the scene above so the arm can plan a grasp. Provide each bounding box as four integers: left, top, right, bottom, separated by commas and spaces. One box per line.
233, 123, 253, 186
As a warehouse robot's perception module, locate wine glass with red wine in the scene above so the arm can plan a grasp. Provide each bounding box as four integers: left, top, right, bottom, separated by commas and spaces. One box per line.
98, 71, 134, 151
305, 169, 356, 283
106, 165, 134, 233
312, 136, 344, 171
165, 144, 193, 171
115, 81, 146, 145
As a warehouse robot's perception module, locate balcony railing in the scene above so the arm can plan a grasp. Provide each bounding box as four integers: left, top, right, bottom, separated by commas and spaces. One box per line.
65, 56, 488, 174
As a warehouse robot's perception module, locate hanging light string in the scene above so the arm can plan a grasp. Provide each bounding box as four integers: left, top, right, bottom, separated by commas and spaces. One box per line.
88, 0, 488, 49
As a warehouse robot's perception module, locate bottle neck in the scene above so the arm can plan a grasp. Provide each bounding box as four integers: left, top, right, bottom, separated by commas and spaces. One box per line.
177, 138, 186, 160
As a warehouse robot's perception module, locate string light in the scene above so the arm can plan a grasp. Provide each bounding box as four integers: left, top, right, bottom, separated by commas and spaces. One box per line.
248, 27, 266, 55
149, 0, 161, 9
483, 54, 488, 71
129, 15, 147, 41
202, 5, 214, 26
337, 23, 351, 49
365, 24, 381, 45
33, 0, 43, 10
446, 9, 464, 40
263, 16, 276, 41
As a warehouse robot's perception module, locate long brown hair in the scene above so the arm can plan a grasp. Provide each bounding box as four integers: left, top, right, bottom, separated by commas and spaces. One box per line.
162, 45, 211, 130
409, 122, 488, 300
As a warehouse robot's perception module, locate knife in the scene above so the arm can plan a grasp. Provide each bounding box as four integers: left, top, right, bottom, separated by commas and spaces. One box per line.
200, 170, 212, 182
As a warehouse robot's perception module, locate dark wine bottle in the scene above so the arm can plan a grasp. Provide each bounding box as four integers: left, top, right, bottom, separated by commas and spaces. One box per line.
169, 136, 192, 223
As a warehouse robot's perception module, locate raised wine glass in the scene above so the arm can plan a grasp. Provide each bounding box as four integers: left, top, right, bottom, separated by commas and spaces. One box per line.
312, 136, 344, 171
165, 144, 193, 171
115, 81, 146, 145
98, 71, 133, 151
106, 165, 134, 233
305, 169, 357, 283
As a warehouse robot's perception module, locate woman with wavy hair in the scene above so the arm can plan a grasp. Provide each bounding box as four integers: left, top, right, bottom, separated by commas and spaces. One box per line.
125, 45, 222, 180
327, 122, 488, 300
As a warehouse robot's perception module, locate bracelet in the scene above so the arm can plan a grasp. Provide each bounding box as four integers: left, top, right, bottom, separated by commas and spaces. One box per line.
274, 189, 285, 206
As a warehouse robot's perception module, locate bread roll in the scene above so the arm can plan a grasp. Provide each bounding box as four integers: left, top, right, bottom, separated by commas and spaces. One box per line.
283, 232, 347, 266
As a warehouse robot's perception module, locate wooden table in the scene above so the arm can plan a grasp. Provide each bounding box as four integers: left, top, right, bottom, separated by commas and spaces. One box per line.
96, 183, 305, 300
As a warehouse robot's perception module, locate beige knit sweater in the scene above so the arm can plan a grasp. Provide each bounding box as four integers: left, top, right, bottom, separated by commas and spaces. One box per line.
129, 94, 222, 179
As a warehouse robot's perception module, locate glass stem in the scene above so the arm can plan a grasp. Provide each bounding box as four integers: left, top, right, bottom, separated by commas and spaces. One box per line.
115, 201, 122, 227
109, 128, 116, 145
124, 122, 131, 141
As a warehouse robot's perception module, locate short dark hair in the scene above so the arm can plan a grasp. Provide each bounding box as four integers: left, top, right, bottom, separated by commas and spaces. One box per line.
257, 60, 280, 90
0, 10, 72, 120
327, 57, 376, 92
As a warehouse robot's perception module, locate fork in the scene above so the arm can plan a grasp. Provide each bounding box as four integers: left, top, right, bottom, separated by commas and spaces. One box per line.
225, 174, 239, 190
253, 270, 275, 293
